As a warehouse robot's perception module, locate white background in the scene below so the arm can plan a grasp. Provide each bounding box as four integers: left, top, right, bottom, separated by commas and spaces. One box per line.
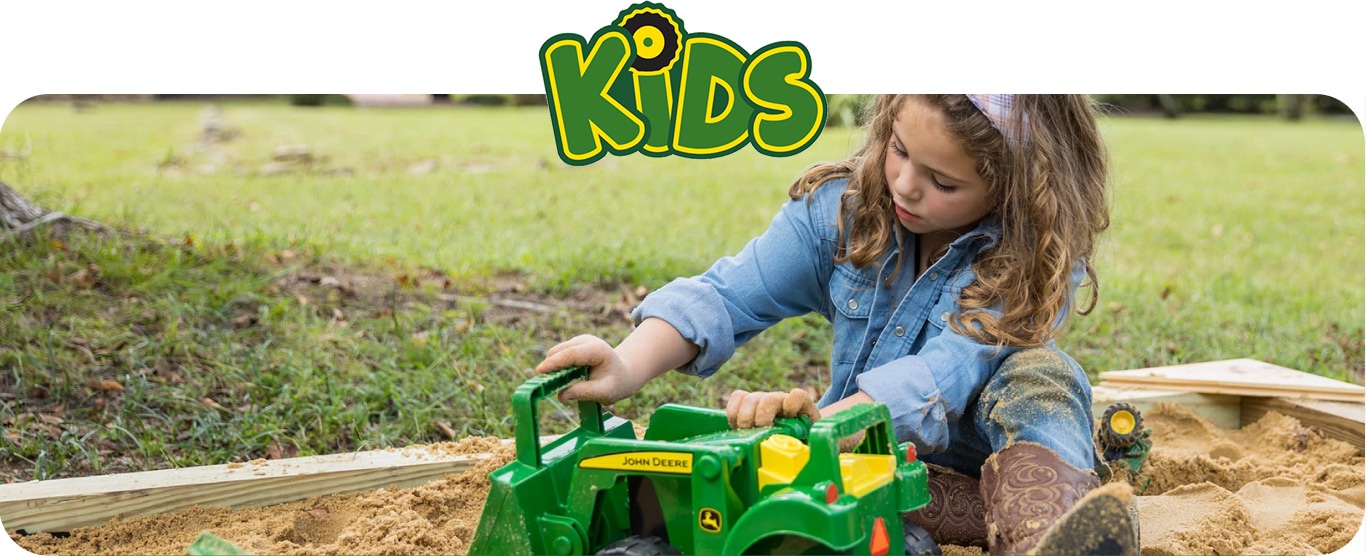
1, 1, 1363, 555
0, 0, 1363, 113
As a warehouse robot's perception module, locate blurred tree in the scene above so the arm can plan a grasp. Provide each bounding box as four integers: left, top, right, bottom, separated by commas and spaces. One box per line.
287, 95, 352, 107
461, 95, 510, 106
1314, 95, 1355, 116
826, 94, 873, 127
1156, 94, 1181, 118
512, 94, 547, 106
1278, 94, 1309, 120
1089, 94, 1353, 120
290, 95, 326, 107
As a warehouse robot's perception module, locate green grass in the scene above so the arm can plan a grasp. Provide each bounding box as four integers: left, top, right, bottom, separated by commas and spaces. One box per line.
0, 100, 1360, 481
0, 230, 825, 480
0, 101, 864, 288
1074, 115, 1364, 379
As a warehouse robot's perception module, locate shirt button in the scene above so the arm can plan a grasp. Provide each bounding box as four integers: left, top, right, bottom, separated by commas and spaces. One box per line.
847, 299, 858, 310
894, 326, 905, 337
940, 311, 950, 322
870, 338, 877, 346
929, 272, 939, 281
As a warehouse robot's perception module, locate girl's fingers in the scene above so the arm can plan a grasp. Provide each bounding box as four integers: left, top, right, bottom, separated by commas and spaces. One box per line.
536, 336, 609, 373
729, 390, 819, 429
543, 334, 599, 359
784, 389, 821, 422
736, 391, 764, 429
561, 381, 608, 403
725, 390, 749, 428
754, 392, 782, 427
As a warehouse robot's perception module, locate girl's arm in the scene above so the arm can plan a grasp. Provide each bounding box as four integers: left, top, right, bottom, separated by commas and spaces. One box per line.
817, 389, 875, 418
630, 182, 843, 379
534, 317, 699, 403
539, 180, 845, 405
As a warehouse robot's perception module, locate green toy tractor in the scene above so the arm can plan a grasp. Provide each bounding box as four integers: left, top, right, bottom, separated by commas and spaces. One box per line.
470, 367, 938, 555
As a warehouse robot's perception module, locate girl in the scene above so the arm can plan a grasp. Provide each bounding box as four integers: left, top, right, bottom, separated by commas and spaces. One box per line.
536, 95, 1137, 555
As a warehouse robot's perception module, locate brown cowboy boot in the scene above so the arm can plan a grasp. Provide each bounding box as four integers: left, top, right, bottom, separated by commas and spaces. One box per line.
980, 442, 1139, 555
904, 463, 988, 549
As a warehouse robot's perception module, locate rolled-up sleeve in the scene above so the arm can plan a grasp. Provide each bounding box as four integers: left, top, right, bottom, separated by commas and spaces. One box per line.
632, 184, 841, 377
856, 261, 1086, 453
856, 325, 1019, 454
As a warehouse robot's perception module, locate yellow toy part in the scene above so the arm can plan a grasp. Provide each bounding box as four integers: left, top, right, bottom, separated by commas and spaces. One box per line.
839, 453, 897, 498
757, 434, 810, 490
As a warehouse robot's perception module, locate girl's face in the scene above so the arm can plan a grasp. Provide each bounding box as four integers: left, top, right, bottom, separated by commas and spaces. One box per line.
884, 98, 993, 237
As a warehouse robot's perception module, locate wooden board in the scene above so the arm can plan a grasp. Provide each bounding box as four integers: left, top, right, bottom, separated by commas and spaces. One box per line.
1241, 396, 1365, 453
1092, 386, 1243, 429
0, 445, 496, 534
1099, 359, 1365, 403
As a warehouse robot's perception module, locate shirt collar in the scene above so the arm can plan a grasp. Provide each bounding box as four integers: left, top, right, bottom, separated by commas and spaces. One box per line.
891, 216, 1001, 256
956, 216, 1001, 251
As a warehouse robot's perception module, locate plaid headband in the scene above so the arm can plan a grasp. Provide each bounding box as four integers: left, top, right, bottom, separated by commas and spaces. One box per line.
966, 94, 1030, 149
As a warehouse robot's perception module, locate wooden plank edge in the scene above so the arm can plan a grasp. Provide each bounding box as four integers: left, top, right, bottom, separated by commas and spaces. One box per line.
1092, 386, 1243, 430
0, 443, 505, 534
1240, 397, 1365, 454
1099, 380, 1365, 403
1098, 358, 1364, 395
1100, 375, 1364, 396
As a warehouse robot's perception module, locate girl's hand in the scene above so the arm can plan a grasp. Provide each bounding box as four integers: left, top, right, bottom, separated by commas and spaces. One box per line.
535, 335, 648, 404
725, 388, 821, 429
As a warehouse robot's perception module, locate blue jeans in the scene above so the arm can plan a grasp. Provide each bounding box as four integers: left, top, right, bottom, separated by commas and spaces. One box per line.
917, 347, 1105, 477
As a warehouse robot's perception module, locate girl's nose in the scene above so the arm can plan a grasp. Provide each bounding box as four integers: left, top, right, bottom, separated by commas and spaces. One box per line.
896, 169, 920, 201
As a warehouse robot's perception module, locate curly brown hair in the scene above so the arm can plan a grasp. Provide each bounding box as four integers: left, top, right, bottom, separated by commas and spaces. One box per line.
789, 94, 1110, 347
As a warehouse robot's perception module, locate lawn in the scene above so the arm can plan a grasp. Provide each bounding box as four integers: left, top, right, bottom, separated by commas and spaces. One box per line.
0, 99, 1361, 481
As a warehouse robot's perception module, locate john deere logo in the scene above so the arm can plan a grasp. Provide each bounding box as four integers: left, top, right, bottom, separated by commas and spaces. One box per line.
699, 508, 723, 533
539, 2, 826, 165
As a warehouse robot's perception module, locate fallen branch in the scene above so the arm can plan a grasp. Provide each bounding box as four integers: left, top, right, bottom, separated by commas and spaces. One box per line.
1, 180, 109, 241
439, 294, 554, 313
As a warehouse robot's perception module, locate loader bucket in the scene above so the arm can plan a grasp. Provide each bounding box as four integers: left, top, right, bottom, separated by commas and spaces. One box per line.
468, 477, 536, 554
469, 367, 635, 554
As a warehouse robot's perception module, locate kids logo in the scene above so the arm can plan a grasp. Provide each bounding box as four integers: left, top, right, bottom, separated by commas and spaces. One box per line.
539, 3, 826, 165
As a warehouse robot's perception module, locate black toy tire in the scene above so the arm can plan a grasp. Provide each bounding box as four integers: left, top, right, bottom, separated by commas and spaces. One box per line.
618, 10, 680, 73
1099, 402, 1145, 450
597, 535, 682, 556
903, 519, 943, 556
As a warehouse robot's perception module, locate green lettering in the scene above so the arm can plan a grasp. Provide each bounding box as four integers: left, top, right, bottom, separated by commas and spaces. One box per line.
672, 34, 753, 157
743, 42, 825, 156
541, 29, 646, 165
632, 71, 674, 155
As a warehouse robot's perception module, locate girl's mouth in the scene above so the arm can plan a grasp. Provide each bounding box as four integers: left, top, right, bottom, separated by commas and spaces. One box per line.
894, 204, 919, 222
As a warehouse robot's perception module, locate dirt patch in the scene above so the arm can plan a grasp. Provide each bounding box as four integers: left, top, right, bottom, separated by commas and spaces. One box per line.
274, 264, 642, 331
10, 403, 1363, 555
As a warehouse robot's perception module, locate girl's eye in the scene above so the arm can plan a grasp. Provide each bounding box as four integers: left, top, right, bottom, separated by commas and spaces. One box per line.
931, 176, 956, 193
889, 139, 907, 158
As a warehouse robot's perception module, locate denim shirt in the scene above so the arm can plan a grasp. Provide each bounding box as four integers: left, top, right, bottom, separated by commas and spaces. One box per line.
632, 177, 1076, 456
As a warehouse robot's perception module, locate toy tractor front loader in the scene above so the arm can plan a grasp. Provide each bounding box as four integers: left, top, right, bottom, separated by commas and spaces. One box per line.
470, 367, 937, 555
467, 366, 638, 554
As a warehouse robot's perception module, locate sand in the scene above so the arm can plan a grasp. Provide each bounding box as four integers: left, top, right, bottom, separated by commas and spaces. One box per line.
1128, 403, 1364, 555
7, 403, 1364, 555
